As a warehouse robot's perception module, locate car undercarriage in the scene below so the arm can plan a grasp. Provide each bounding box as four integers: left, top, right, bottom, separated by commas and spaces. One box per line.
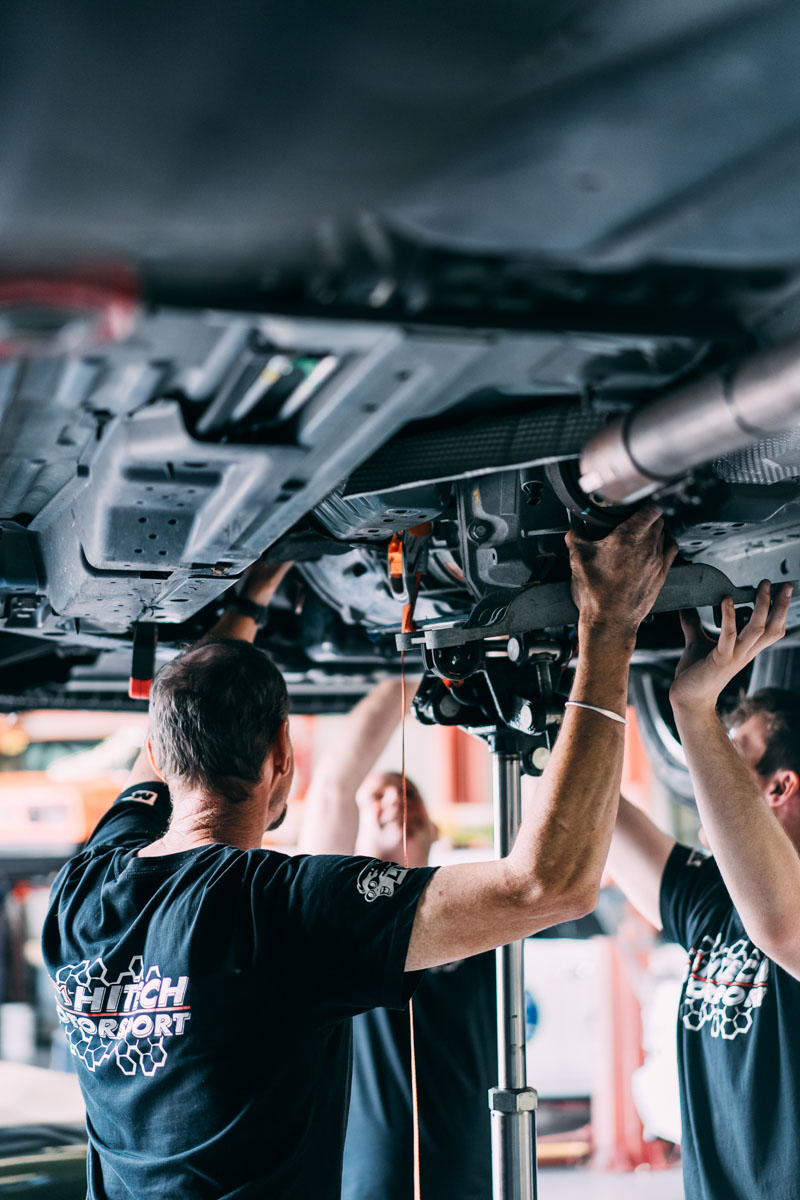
3, 0, 800, 796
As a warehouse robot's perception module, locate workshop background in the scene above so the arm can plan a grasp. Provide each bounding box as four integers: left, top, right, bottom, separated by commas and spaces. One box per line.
0, 706, 691, 1197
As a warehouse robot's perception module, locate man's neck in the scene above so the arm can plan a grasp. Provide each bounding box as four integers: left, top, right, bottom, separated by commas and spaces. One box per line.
138, 789, 265, 856
779, 809, 800, 857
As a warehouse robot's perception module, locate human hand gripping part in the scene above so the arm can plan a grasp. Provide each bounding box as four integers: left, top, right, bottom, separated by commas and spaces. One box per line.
404, 506, 676, 972
670, 581, 792, 714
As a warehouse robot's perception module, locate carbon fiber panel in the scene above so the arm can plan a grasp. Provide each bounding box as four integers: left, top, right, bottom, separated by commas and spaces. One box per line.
714, 430, 800, 483
344, 405, 609, 495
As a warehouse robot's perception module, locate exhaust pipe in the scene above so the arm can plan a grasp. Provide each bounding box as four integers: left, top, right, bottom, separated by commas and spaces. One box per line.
579, 334, 800, 505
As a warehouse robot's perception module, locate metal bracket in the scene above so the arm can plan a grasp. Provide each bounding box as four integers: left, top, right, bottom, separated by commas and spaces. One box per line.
388, 524, 431, 607
397, 563, 800, 652
489, 1087, 539, 1114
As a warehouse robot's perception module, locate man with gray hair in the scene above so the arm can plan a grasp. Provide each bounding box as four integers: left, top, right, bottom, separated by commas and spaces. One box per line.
43, 509, 675, 1199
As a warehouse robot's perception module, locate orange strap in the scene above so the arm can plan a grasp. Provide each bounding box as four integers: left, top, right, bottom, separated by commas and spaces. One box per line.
389, 527, 428, 636
393, 527, 424, 1196
400, 652, 422, 1200
401, 573, 422, 635
388, 533, 404, 581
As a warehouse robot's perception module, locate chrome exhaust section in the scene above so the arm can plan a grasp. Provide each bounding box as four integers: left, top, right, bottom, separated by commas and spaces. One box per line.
578, 334, 800, 505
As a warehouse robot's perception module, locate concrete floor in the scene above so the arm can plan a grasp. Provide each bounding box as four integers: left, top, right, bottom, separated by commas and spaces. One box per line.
0, 1066, 687, 1197
541, 1166, 683, 1198
0, 1061, 84, 1126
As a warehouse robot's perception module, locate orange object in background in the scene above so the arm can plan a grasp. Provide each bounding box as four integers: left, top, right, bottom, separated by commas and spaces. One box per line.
0, 711, 147, 858
621, 707, 655, 814
591, 707, 677, 1173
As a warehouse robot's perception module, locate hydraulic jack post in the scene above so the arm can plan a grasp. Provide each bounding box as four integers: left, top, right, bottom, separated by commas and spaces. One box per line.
409, 647, 570, 1200
489, 734, 538, 1200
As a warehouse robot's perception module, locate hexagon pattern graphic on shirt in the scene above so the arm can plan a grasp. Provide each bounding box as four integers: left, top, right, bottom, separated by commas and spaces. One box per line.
53, 956, 191, 1076
680, 933, 769, 1041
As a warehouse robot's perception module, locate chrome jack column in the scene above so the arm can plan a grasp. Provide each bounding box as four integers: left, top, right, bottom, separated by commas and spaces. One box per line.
489, 740, 538, 1200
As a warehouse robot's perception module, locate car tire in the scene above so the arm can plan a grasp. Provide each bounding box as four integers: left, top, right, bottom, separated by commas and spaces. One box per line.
628, 669, 695, 804
746, 644, 800, 693
630, 646, 800, 807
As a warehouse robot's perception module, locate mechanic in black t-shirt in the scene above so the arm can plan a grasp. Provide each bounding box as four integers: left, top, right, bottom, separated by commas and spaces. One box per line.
298, 678, 496, 1200
43, 507, 675, 1200
607, 581, 800, 1200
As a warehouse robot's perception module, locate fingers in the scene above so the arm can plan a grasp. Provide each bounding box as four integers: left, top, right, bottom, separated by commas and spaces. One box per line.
566, 505, 664, 550
613, 504, 663, 537
736, 581, 782, 649
719, 581, 793, 660
764, 582, 793, 643
679, 608, 704, 645
716, 595, 738, 657
614, 509, 678, 581
749, 579, 772, 631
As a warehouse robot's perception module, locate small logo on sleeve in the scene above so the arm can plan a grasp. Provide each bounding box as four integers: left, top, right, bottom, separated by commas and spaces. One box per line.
127, 789, 159, 805
685, 849, 705, 868
357, 862, 409, 902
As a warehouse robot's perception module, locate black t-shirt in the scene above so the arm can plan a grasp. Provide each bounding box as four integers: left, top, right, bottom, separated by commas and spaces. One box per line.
41, 782, 435, 1200
660, 843, 800, 1200
342, 951, 496, 1200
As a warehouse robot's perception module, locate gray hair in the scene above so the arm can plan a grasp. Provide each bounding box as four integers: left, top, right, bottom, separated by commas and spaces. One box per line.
149, 639, 289, 803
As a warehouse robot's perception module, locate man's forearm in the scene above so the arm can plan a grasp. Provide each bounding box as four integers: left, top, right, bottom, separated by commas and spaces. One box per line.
197, 563, 291, 647
607, 796, 675, 930
315, 679, 416, 792
406, 506, 676, 970
504, 621, 635, 912
406, 624, 639, 969
196, 608, 261, 646
674, 700, 800, 964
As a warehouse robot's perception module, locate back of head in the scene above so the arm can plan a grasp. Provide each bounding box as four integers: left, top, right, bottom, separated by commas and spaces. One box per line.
149, 639, 289, 803
727, 687, 800, 779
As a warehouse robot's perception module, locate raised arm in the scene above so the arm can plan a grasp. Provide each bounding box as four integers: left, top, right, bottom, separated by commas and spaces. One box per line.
668, 582, 800, 976
606, 795, 675, 929
297, 678, 417, 856
123, 561, 292, 790
406, 508, 677, 971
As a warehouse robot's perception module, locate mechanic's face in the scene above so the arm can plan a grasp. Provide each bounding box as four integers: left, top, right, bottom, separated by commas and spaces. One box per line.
356, 771, 437, 867
729, 713, 771, 790
727, 711, 798, 823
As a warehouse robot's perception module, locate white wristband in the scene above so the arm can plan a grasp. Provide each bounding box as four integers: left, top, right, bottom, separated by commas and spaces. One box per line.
564, 700, 627, 726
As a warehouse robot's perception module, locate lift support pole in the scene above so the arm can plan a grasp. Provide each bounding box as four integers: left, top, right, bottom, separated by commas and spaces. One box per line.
489, 741, 538, 1200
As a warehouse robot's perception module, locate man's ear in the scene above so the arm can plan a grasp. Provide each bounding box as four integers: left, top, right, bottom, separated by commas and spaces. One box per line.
271, 720, 293, 780
145, 735, 165, 781
765, 769, 800, 808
